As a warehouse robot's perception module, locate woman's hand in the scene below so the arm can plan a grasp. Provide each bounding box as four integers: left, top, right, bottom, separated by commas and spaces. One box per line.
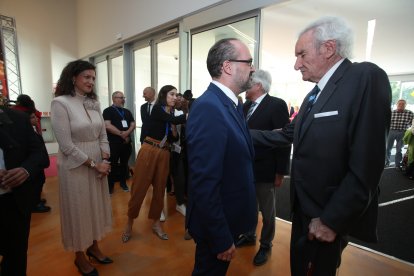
95, 162, 111, 178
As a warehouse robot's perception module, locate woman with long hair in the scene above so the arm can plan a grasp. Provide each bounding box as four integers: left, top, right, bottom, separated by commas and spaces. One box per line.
122, 85, 186, 242
51, 60, 112, 276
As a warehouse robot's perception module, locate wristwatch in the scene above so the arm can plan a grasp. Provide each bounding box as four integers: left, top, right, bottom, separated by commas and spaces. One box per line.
89, 160, 96, 168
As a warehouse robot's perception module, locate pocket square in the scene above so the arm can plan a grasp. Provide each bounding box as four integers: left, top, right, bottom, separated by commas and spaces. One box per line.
314, 111, 338, 118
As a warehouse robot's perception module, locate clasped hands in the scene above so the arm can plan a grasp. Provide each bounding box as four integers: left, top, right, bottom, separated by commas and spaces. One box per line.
0, 168, 29, 190
307, 217, 336, 242
95, 161, 111, 179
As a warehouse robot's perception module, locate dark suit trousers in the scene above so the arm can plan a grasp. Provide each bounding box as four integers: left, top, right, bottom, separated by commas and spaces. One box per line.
171, 151, 188, 206
0, 193, 31, 276
192, 235, 230, 276
108, 142, 132, 187
290, 205, 348, 276
255, 182, 275, 248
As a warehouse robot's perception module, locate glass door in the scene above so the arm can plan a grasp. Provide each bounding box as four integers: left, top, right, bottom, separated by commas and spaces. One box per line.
156, 37, 179, 91
133, 45, 152, 151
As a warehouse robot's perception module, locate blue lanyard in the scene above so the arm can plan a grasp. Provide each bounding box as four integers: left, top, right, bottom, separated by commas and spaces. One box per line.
162, 106, 170, 136
112, 105, 125, 119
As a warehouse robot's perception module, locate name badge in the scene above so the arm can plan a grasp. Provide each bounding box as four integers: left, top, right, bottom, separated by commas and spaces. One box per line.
121, 120, 128, 128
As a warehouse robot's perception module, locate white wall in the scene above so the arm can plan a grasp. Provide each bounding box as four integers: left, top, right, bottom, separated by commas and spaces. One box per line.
0, 0, 78, 113
75, 0, 228, 57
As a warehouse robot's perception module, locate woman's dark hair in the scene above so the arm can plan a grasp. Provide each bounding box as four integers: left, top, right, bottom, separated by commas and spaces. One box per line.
183, 89, 193, 100
55, 60, 97, 99
156, 85, 176, 106
16, 94, 35, 110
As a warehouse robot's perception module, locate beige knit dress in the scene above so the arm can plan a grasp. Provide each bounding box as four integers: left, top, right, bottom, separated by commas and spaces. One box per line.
51, 94, 112, 251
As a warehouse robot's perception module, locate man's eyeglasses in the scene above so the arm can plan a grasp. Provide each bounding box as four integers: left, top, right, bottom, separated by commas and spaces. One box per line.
228, 59, 254, 68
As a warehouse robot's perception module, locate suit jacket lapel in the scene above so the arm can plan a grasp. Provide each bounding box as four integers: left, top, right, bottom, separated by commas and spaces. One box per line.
245, 94, 270, 125
296, 59, 352, 145
210, 84, 254, 158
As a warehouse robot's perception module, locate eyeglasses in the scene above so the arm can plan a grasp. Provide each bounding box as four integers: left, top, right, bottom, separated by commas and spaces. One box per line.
228, 59, 254, 68
114, 97, 126, 99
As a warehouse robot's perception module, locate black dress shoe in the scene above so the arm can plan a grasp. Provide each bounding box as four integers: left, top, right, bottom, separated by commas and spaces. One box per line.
235, 234, 256, 247
120, 183, 129, 192
253, 247, 271, 266
86, 249, 113, 264
32, 203, 51, 213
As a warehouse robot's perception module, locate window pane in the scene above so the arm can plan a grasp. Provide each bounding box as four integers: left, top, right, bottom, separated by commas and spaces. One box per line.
96, 61, 109, 109
191, 17, 257, 98
157, 38, 179, 91
111, 55, 124, 93
134, 46, 151, 150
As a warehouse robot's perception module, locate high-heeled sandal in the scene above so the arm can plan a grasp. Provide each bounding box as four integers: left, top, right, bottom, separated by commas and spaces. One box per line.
121, 231, 131, 243
86, 249, 113, 264
152, 226, 168, 240
74, 260, 99, 276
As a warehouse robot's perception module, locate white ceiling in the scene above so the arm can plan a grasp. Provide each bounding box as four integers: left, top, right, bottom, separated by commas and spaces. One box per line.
262, 0, 414, 76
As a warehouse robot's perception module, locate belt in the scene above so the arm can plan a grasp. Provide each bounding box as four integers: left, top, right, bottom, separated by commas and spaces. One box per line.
144, 139, 171, 151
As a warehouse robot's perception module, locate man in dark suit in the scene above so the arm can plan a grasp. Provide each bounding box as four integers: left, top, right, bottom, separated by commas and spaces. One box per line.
250, 17, 391, 275
140, 86, 156, 143
239, 69, 291, 266
0, 105, 48, 275
186, 38, 257, 275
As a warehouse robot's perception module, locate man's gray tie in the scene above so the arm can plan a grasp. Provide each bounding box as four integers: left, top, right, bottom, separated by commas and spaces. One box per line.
246, 101, 257, 121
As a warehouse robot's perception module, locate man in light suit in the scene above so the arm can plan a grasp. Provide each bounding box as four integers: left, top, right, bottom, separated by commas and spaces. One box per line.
250, 17, 391, 275
240, 69, 291, 266
0, 105, 48, 275
186, 38, 257, 275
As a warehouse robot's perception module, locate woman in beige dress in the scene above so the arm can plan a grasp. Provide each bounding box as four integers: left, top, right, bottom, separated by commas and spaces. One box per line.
51, 60, 112, 276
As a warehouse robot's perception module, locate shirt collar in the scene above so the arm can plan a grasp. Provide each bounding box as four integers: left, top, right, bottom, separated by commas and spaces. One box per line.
212, 80, 239, 107
254, 93, 267, 105
317, 58, 345, 91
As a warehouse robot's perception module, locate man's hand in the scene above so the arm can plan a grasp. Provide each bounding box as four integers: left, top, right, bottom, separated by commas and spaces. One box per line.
217, 244, 236, 262
0, 167, 29, 189
120, 131, 129, 140
274, 174, 284, 187
308, 217, 336, 242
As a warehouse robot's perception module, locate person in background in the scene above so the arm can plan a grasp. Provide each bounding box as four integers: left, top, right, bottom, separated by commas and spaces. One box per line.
140, 87, 156, 144
289, 105, 299, 122
250, 16, 391, 275
12, 94, 42, 134
237, 69, 291, 266
186, 38, 257, 275
403, 119, 414, 179
183, 89, 195, 111
25, 110, 51, 213
51, 60, 113, 276
0, 104, 48, 276
386, 99, 414, 169
122, 85, 186, 243
169, 92, 188, 217
103, 91, 135, 194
